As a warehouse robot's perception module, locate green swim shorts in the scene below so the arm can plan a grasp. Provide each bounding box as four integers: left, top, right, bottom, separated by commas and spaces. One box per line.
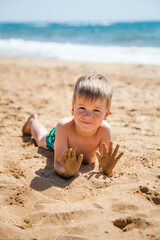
46, 127, 56, 151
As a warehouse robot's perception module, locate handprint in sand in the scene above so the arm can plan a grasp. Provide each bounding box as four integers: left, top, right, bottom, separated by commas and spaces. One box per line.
96, 142, 124, 177
57, 148, 83, 178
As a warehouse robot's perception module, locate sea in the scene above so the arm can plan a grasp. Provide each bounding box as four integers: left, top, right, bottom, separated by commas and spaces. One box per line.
0, 21, 160, 65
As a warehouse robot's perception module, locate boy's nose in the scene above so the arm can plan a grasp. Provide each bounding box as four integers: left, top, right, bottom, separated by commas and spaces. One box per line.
84, 111, 92, 119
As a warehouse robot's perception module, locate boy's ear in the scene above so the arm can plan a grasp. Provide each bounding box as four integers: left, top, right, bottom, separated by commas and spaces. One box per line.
104, 109, 110, 120
71, 103, 74, 115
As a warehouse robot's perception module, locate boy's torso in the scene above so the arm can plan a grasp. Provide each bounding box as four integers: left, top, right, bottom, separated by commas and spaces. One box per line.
60, 117, 109, 164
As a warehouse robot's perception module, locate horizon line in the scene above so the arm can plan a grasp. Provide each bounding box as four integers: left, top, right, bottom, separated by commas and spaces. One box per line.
0, 19, 160, 24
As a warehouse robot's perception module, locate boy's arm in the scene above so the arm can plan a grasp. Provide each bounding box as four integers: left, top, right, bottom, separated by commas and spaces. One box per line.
54, 121, 83, 178
54, 121, 68, 177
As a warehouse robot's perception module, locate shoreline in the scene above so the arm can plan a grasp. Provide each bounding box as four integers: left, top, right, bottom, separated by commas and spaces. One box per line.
0, 55, 159, 70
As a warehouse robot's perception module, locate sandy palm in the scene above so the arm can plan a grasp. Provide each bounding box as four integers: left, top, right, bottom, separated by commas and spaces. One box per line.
96, 142, 124, 177
57, 148, 83, 177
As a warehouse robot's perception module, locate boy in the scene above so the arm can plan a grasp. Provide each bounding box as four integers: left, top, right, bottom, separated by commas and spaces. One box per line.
22, 73, 123, 178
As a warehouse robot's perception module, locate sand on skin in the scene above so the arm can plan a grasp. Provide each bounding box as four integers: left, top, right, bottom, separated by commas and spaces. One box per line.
0, 57, 160, 240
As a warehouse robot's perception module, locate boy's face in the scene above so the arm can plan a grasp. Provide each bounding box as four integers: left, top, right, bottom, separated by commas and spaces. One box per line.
72, 95, 109, 134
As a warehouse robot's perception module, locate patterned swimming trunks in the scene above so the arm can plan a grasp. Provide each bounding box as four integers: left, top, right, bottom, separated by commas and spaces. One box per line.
46, 127, 56, 151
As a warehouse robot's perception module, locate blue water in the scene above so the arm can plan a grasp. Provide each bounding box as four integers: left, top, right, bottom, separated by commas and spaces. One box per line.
0, 21, 160, 47
0, 21, 160, 64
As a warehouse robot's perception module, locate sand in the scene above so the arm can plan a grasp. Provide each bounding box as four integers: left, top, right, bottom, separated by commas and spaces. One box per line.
0, 56, 160, 240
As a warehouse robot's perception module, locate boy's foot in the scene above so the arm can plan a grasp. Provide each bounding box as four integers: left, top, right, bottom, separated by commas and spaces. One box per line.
22, 114, 37, 135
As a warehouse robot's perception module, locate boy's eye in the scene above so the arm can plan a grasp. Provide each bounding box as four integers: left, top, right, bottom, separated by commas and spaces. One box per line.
93, 109, 100, 112
79, 107, 85, 110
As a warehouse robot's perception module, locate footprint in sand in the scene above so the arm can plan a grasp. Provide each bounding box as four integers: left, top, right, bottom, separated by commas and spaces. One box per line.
139, 186, 160, 205
113, 217, 151, 232
22, 209, 90, 229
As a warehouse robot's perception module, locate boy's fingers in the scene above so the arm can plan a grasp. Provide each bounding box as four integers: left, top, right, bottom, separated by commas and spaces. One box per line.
67, 148, 72, 158
62, 152, 67, 160
72, 147, 77, 157
102, 143, 107, 156
57, 157, 64, 165
96, 151, 102, 163
112, 144, 119, 157
78, 154, 83, 164
108, 142, 113, 155
115, 152, 124, 162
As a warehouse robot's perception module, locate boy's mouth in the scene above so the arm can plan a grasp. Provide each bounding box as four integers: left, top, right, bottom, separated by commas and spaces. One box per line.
81, 121, 92, 125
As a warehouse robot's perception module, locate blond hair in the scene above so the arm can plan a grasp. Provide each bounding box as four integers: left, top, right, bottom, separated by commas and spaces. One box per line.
73, 73, 112, 110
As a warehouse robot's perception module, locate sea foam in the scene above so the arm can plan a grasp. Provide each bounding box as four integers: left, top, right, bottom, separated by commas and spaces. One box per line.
0, 38, 160, 65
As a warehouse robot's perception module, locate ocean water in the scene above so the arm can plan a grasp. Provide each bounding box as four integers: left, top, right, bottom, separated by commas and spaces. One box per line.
0, 21, 160, 64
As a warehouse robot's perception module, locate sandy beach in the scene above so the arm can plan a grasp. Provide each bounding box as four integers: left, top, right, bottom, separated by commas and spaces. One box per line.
0, 56, 160, 240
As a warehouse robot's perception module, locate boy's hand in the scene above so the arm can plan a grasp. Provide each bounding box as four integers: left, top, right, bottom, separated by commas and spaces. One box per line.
96, 142, 124, 177
57, 148, 83, 178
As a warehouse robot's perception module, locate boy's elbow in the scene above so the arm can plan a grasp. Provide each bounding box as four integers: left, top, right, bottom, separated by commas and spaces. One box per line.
54, 162, 62, 175
54, 163, 58, 173
54, 162, 68, 178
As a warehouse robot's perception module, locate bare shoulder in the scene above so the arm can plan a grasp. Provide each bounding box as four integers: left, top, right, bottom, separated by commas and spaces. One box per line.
56, 117, 74, 130
98, 120, 111, 138
100, 120, 111, 131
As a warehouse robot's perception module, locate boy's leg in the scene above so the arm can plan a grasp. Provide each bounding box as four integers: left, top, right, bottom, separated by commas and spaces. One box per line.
22, 114, 48, 149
